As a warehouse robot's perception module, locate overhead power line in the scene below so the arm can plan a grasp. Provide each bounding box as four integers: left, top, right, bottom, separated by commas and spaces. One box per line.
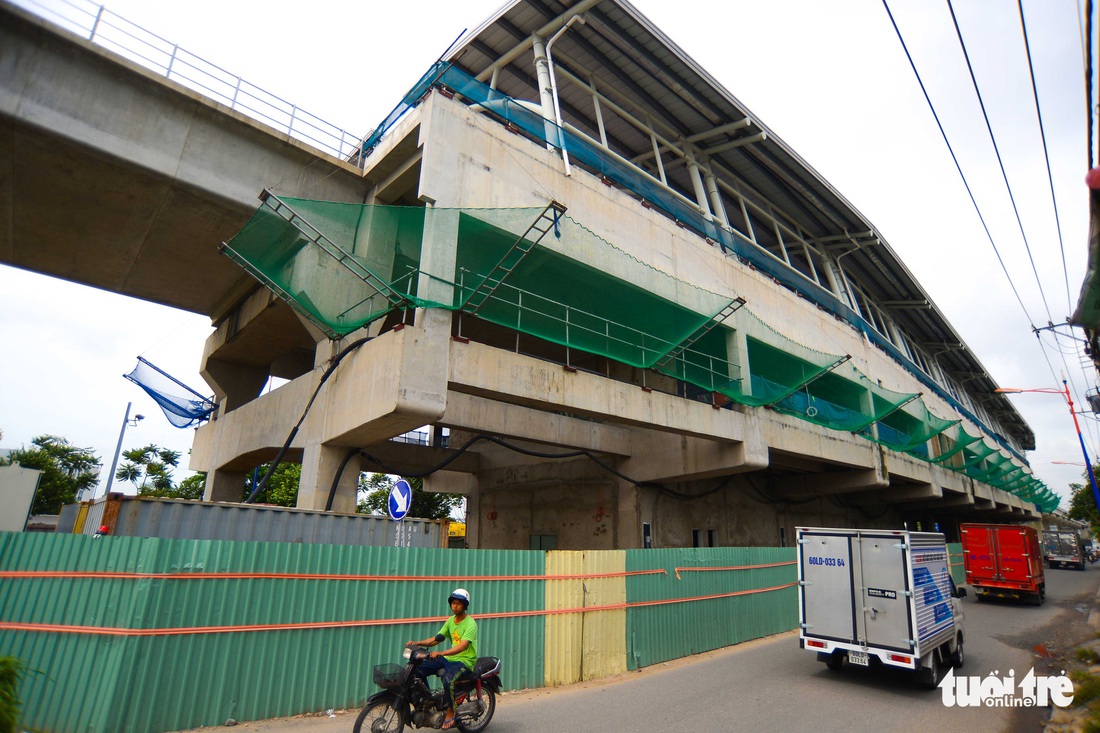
1018, 0, 1072, 316
880, 0, 1035, 328
946, 0, 1053, 325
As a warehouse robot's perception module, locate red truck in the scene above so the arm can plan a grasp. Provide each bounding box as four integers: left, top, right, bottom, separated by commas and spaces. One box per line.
960, 523, 1045, 605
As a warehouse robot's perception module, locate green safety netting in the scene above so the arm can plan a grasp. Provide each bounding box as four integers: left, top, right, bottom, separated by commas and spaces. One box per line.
656, 308, 848, 409
772, 364, 914, 432
223, 195, 738, 365
930, 424, 985, 467
222, 196, 1060, 513
959, 441, 1000, 471
965, 452, 1014, 482
860, 396, 960, 456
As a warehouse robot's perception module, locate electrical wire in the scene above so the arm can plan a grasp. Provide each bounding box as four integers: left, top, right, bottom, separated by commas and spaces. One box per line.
880, 0, 1036, 327
244, 335, 372, 504
946, 0, 1053, 325
1017, 0, 1073, 316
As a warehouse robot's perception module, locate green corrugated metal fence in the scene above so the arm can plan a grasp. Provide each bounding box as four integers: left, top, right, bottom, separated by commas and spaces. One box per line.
0, 533, 545, 732
624, 547, 797, 669
1, 533, 802, 732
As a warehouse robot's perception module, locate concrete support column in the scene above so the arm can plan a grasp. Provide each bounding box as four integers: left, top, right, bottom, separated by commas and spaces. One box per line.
425, 470, 479, 548
726, 327, 749, 398
202, 357, 269, 412
614, 479, 639, 548
298, 443, 361, 512
205, 467, 246, 502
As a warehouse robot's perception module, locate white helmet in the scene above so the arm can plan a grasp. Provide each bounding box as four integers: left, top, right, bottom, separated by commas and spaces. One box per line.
448, 588, 471, 609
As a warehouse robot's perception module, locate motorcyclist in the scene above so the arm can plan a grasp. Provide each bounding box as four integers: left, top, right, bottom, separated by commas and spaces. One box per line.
407, 588, 478, 730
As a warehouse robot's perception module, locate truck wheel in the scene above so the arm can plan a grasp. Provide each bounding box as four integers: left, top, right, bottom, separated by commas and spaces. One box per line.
825, 652, 844, 671
919, 652, 941, 689
951, 638, 964, 668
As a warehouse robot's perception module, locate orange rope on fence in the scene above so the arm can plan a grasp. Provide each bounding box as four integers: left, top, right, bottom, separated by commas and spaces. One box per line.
673, 560, 796, 579
0, 582, 796, 637
0, 569, 667, 582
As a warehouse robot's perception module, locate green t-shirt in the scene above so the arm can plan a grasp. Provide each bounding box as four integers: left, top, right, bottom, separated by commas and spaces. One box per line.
439, 614, 478, 671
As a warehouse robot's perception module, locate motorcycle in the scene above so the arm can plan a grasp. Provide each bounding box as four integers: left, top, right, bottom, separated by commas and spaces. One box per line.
354, 646, 502, 732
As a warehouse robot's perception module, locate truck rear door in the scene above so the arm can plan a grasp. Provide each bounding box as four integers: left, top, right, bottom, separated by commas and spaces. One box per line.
800, 530, 858, 643
857, 533, 914, 653
961, 525, 997, 583
996, 527, 1032, 583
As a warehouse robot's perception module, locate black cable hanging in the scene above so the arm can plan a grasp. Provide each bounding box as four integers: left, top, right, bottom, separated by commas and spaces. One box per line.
946, 0, 1054, 325
881, 0, 1036, 328
244, 335, 372, 504
324, 433, 755, 512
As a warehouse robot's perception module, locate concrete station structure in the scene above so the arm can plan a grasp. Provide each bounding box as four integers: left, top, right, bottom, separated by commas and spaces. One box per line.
1, 0, 1054, 550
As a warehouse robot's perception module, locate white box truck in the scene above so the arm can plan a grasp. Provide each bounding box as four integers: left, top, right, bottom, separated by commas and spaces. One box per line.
797, 527, 966, 688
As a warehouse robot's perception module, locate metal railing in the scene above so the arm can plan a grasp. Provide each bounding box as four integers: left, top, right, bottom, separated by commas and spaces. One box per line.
13, 0, 369, 164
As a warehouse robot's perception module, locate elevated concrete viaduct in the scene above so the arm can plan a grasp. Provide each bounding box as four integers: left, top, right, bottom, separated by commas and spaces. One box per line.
1, 0, 1049, 550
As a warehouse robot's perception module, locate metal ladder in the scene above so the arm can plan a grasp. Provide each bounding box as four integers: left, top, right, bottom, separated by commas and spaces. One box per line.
651, 296, 746, 372
464, 201, 568, 315
260, 190, 409, 311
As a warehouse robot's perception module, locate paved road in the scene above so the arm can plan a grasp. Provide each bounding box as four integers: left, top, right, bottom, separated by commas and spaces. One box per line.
182, 565, 1100, 733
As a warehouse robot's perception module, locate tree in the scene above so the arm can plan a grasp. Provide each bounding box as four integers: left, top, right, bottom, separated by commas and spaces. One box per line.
242, 462, 301, 507
1067, 469, 1100, 533
115, 444, 181, 496
175, 473, 207, 500
357, 474, 461, 520
0, 435, 100, 514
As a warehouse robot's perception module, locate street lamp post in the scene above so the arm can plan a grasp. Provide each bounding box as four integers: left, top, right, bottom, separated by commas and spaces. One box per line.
995, 380, 1100, 511
99, 402, 143, 500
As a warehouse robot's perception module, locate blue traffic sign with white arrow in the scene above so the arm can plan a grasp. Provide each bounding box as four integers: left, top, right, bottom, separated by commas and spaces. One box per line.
388, 479, 412, 521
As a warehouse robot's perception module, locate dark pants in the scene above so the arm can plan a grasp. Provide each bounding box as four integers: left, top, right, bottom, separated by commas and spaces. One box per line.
416, 657, 468, 711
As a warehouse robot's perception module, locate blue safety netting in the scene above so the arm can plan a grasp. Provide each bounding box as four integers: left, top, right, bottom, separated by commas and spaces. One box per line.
124, 356, 216, 428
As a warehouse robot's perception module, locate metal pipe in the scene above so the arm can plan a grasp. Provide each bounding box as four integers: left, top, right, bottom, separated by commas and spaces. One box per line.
686, 118, 754, 144
588, 75, 608, 147
701, 131, 768, 156
101, 402, 143, 499
546, 14, 586, 175
704, 172, 730, 228
530, 35, 558, 153
473, 0, 603, 83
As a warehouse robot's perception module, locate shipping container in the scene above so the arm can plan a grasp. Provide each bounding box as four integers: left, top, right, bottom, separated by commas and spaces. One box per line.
960, 523, 1044, 605
61, 494, 447, 548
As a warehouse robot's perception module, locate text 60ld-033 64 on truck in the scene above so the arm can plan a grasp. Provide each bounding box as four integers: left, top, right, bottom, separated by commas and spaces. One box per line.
797, 527, 966, 689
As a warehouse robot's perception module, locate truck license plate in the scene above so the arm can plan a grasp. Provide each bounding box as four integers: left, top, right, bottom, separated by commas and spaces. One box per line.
848, 650, 869, 666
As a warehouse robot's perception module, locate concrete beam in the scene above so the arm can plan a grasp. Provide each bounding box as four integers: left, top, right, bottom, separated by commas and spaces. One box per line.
357, 440, 480, 476
900, 493, 975, 511
620, 432, 769, 483
440, 390, 633, 456
769, 467, 887, 499
0, 3, 371, 316
850, 483, 942, 505
448, 339, 750, 443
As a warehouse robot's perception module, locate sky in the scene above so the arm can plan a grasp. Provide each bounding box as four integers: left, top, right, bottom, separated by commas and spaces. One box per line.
1, 0, 1096, 507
